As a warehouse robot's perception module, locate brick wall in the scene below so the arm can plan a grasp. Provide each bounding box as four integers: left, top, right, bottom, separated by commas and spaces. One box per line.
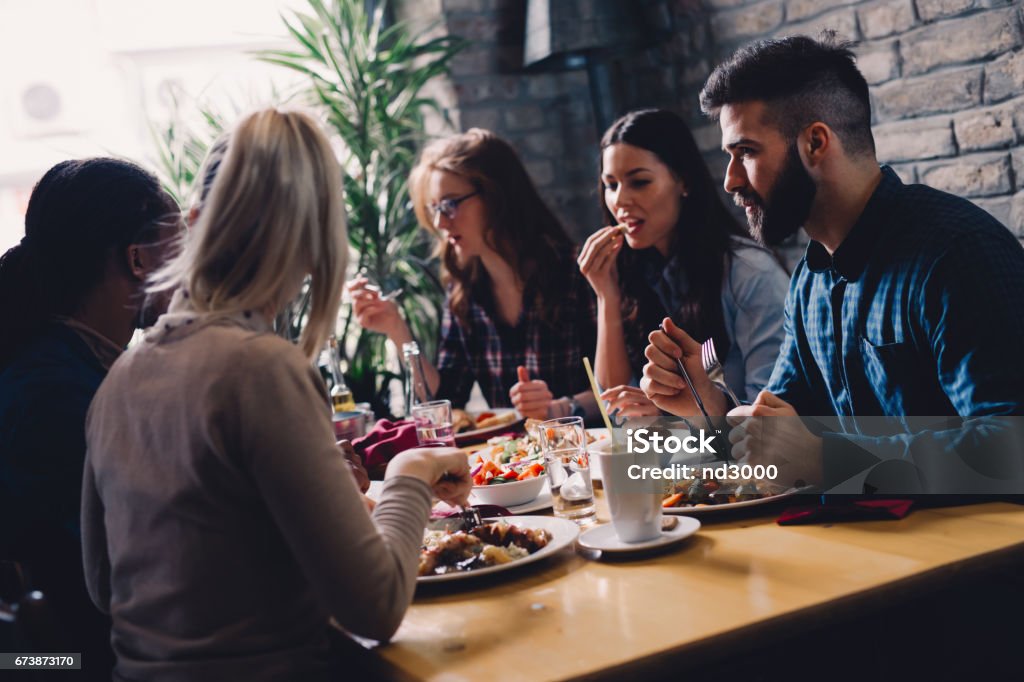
398, 0, 1024, 253
397, 0, 604, 236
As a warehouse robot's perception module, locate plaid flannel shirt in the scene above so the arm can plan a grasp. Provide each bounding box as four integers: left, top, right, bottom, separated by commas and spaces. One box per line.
436, 247, 598, 408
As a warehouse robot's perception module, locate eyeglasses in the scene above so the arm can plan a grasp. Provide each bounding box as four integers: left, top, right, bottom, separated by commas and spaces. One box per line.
428, 191, 480, 225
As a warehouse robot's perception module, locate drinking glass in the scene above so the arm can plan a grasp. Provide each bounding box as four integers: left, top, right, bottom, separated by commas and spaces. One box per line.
411, 399, 456, 447
538, 416, 596, 524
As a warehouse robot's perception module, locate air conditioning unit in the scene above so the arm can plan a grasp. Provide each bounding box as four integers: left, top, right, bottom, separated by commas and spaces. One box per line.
7, 74, 86, 139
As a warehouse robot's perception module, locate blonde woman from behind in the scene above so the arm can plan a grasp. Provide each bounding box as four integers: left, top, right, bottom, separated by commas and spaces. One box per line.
82, 108, 471, 682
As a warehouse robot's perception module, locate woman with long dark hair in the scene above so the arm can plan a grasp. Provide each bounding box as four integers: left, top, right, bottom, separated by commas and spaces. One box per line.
579, 109, 788, 414
349, 128, 597, 419
0, 157, 181, 679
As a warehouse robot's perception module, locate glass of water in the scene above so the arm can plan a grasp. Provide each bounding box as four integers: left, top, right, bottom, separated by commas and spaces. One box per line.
411, 399, 456, 447
538, 416, 596, 525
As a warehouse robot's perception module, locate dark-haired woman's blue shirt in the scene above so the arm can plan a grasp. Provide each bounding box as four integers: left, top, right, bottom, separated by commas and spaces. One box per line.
0, 320, 117, 671
640, 235, 790, 402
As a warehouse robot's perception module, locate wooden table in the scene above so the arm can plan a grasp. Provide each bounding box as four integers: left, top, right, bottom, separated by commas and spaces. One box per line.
346, 495, 1024, 681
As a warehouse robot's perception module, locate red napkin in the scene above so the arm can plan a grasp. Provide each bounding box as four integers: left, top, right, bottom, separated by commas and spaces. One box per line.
352, 419, 419, 477
777, 499, 914, 525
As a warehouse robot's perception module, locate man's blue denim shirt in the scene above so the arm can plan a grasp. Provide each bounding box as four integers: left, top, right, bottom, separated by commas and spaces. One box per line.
765, 166, 1024, 491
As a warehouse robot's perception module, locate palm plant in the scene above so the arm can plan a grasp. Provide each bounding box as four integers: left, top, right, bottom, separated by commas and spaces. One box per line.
260, 0, 466, 416
149, 89, 231, 209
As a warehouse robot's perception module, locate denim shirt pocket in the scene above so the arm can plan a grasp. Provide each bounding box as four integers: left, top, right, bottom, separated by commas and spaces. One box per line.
859, 337, 911, 415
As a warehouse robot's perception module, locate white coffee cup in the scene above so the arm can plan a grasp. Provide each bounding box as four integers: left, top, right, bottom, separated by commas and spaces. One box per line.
595, 442, 663, 543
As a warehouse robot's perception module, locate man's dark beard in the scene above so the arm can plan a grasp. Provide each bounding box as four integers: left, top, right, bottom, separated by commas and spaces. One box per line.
735, 143, 816, 246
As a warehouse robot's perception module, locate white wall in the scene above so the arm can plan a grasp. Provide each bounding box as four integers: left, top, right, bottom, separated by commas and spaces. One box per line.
0, 0, 308, 251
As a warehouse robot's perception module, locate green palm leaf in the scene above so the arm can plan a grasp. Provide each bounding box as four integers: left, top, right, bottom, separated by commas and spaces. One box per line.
255, 0, 466, 417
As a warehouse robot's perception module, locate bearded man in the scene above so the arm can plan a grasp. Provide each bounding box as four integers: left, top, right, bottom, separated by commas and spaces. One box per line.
641, 34, 1024, 495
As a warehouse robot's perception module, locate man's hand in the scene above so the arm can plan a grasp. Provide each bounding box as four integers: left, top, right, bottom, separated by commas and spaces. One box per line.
640, 318, 727, 417
509, 366, 554, 419
727, 391, 823, 488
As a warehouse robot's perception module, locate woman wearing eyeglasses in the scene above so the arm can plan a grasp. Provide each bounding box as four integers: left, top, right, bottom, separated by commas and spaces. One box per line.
347, 128, 598, 419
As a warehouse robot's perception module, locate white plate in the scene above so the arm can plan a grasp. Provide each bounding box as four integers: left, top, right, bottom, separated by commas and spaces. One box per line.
368, 481, 554, 515
454, 408, 524, 445
577, 516, 701, 553
663, 487, 805, 515
418, 515, 580, 583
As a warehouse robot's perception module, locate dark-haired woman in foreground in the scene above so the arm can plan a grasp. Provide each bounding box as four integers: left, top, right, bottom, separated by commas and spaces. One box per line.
349, 128, 598, 420
83, 109, 470, 681
0, 157, 180, 679
580, 109, 788, 415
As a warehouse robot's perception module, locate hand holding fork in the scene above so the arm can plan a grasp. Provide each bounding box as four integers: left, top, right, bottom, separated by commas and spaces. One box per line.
639, 318, 730, 418
700, 337, 742, 408
344, 270, 408, 341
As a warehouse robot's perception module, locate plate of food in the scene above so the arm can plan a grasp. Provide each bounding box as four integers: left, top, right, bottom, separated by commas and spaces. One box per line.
417, 515, 579, 583
661, 476, 805, 515
452, 408, 524, 444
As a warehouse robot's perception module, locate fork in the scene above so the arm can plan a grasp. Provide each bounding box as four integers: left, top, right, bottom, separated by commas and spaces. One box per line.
362, 283, 403, 302
660, 323, 716, 438
700, 338, 742, 408
460, 505, 483, 531
356, 267, 403, 302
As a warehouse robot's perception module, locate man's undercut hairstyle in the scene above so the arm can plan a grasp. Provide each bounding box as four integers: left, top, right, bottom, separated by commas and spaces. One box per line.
700, 32, 875, 156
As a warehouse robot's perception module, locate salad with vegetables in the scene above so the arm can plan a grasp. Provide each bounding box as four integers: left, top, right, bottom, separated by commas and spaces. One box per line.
470, 436, 545, 486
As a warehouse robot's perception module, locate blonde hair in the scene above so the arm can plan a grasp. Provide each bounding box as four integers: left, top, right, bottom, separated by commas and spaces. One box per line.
151, 108, 347, 359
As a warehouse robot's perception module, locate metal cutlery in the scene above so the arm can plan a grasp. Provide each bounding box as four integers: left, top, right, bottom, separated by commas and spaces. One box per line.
356, 267, 403, 302
700, 338, 742, 407
659, 323, 716, 437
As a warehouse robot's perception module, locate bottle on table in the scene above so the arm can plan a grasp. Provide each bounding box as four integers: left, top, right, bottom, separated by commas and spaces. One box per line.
326, 335, 361, 440
326, 335, 356, 412
401, 341, 433, 415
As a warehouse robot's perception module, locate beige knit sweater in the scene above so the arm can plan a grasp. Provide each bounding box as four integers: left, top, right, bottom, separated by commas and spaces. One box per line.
83, 295, 430, 681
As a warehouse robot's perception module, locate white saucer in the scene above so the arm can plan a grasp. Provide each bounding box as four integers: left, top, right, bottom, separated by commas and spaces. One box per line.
576, 517, 701, 553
